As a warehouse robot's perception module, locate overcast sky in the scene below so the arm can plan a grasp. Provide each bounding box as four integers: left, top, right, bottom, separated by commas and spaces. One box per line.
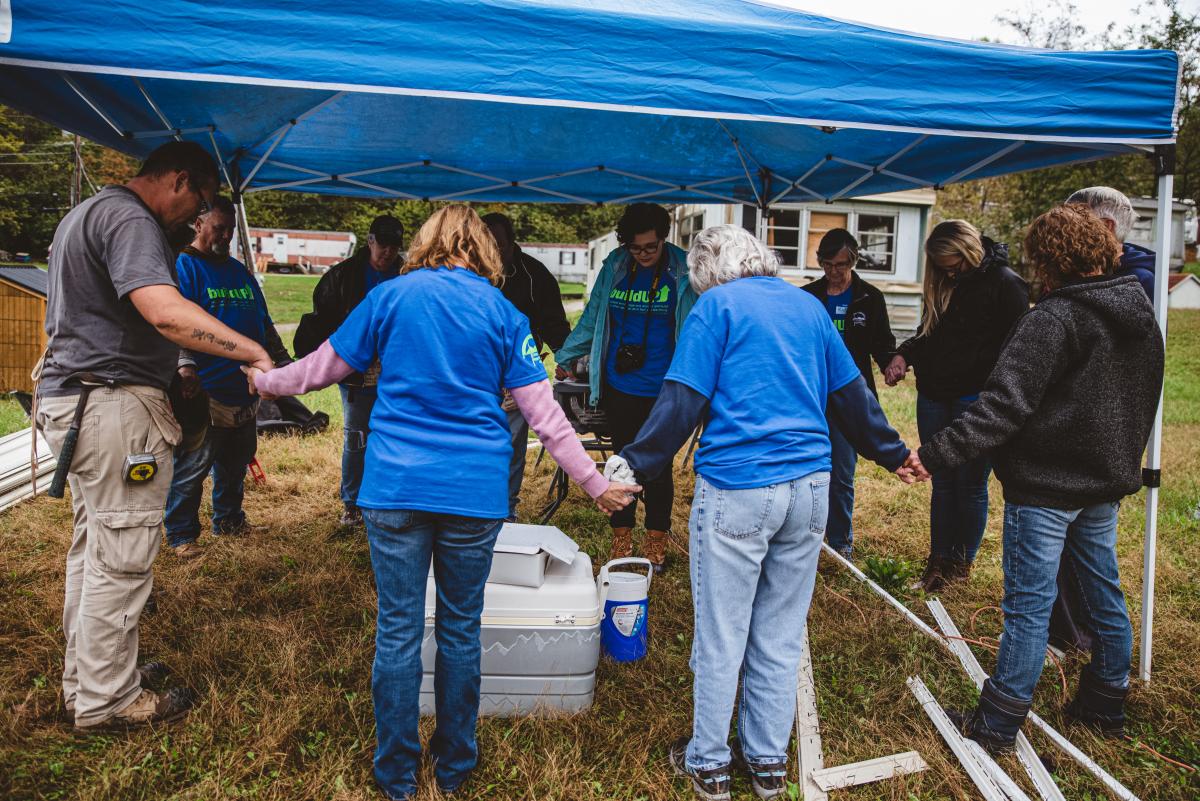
770, 0, 1200, 44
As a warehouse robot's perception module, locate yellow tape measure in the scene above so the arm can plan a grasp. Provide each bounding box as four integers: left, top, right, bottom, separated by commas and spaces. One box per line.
123, 454, 159, 483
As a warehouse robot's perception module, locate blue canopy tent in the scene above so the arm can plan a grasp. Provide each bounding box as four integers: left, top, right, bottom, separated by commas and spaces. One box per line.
0, 0, 1180, 787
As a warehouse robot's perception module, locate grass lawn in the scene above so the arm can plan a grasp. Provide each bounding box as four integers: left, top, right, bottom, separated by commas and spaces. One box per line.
261, 274, 321, 327
0, 395, 29, 437
558, 281, 585, 297
0, 314, 1197, 800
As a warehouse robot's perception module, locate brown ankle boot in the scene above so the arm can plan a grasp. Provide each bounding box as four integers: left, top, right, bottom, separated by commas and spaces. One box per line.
914, 556, 948, 593
644, 529, 669, 573
609, 527, 633, 561
943, 558, 973, 584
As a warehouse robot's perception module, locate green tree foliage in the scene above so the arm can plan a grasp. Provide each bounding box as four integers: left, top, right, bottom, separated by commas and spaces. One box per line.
939, 1, 1198, 269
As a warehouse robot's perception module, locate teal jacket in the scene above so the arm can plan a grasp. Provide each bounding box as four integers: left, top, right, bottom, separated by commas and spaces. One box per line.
555, 242, 698, 406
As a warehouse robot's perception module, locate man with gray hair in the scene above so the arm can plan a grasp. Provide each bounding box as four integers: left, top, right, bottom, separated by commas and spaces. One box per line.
606, 224, 925, 801
1067, 186, 1156, 297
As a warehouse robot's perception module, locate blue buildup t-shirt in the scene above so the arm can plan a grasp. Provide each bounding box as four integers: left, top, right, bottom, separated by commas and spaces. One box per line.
666, 276, 861, 490
175, 251, 270, 406
605, 263, 677, 396
329, 267, 546, 518
824, 286, 852, 337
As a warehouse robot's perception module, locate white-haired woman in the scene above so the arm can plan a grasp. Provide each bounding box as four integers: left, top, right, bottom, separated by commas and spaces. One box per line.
607, 225, 923, 801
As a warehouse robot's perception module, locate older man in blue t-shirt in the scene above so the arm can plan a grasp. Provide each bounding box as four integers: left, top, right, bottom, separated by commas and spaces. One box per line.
164, 197, 290, 558
608, 225, 925, 801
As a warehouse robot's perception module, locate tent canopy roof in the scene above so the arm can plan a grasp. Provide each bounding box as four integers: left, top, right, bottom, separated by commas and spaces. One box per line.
0, 0, 1180, 205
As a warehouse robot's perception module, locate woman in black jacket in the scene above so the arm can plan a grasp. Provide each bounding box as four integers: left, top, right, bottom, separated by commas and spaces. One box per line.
885, 220, 1028, 591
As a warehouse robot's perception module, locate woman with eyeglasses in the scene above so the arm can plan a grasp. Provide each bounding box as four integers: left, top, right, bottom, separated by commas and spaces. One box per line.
554, 203, 699, 571
885, 220, 1028, 591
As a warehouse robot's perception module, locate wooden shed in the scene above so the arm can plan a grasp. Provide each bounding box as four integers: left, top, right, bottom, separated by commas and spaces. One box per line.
0, 266, 47, 393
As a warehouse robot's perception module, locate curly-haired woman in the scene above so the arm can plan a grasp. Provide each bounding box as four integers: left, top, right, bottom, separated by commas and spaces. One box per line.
554, 203, 699, 571
917, 203, 1164, 752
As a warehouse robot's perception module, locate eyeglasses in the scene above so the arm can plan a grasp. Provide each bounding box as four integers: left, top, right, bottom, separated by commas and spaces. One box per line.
627, 240, 662, 256
818, 257, 855, 270
188, 180, 211, 217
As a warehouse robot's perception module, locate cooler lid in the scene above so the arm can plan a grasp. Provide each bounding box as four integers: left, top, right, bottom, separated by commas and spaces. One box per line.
424, 551, 600, 625
493, 523, 579, 565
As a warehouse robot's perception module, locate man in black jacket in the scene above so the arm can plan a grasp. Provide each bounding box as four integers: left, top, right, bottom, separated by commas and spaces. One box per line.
802, 229, 896, 557
919, 204, 1164, 753
295, 214, 404, 526
482, 212, 570, 519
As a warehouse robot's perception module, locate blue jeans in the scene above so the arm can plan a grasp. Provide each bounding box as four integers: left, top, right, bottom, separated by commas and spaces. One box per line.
825, 420, 856, 555
686, 472, 829, 771
164, 418, 257, 547
993, 501, 1131, 702
363, 508, 504, 799
915, 394, 992, 563
506, 404, 529, 520
339, 385, 376, 507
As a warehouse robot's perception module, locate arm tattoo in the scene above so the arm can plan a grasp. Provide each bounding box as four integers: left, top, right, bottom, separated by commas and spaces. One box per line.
191, 328, 238, 352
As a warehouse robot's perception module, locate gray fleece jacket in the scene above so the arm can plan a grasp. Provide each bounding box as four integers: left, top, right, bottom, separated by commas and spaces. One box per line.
918, 275, 1164, 510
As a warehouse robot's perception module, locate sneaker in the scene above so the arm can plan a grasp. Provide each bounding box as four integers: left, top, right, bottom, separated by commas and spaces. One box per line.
173, 542, 204, 560
74, 687, 194, 733
669, 736, 732, 801
731, 741, 788, 800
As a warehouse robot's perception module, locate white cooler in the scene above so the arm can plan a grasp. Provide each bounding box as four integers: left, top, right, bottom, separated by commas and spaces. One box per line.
419, 549, 601, 717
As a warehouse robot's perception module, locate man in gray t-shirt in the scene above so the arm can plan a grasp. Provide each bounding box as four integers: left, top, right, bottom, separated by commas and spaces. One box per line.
35, 141, 272, 733
41, 186, 183, 394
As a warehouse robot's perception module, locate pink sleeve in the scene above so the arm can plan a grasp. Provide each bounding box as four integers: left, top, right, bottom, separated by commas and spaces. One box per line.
510, 380, 609, 499
255, 340, 355, 397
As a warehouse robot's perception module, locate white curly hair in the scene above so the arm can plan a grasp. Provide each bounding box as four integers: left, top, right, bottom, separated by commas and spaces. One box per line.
687, 224, 780, 294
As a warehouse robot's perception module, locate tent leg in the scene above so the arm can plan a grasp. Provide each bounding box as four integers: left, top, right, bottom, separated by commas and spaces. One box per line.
1139, 159, 1173, 684
234, 193, 256, 273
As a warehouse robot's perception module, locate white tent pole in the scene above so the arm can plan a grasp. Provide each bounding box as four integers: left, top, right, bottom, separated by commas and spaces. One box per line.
1139, 156, 1173, 684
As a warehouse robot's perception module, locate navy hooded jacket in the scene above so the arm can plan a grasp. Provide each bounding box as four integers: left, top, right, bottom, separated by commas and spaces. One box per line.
1118, 242, 1156, 298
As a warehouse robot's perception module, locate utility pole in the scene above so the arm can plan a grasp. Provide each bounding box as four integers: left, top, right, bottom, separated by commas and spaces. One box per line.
69, 135, 82, 208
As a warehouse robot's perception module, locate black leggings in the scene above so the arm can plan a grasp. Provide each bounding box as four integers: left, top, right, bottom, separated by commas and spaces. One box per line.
602, 384, 675, 531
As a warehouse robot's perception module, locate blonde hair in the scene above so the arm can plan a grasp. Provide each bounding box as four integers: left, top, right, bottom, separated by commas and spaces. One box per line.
403, 205, 502, 284
920, 220, 986, 336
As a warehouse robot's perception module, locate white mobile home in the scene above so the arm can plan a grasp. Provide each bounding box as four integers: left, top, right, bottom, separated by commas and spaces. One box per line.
521, 243, 588, 284
242, 227, 358, 273
585, 190, 935, 334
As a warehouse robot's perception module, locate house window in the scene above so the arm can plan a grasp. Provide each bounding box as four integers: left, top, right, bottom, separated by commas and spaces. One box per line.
559, 251, 577, 266
678, 211, 705, 250
764, 207, 899, 273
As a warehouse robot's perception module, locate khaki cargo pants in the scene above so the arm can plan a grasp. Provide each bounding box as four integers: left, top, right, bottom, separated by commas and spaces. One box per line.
36, 385, 180, 726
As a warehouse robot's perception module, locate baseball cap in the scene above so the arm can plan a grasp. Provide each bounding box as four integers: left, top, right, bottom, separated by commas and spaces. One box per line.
369, 215, 404, 247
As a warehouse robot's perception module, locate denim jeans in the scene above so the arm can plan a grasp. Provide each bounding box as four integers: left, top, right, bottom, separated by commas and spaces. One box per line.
164, 418, 257, 547
825, 420, 856, 556
992, 501, 1131, 702
915, 393, 992, 563
506, 405, 529, 520
363, 508, 504, 800
339, 385, 377, 507
686, 472, 829, 771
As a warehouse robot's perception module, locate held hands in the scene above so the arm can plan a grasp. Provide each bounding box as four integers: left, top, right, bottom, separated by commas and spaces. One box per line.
241, 364, 277, 401
177, 365, 200, 399
596, 481, 642, 515
554, 365, 572, 381
893, 451, 931, 484
884, 354, 908, 387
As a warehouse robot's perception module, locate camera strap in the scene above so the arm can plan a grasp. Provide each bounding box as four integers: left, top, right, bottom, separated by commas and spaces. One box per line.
617, 258, 666, 349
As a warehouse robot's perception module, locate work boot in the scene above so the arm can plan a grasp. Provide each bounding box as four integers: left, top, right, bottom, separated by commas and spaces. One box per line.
74, 687, 195, 733
644, 529, 669, 574
731, 740, 787, 800
942, 557, 973, 585
609, 527, 633, 561
339, 504, 363, 528
945, 679, 1032, 755
213, 517, 264, 537
668, 736, 731, 801
913, 556, 948, 593
1064, 668, 1129, 737
65, 662, 173, 717
173, 541, 204, 560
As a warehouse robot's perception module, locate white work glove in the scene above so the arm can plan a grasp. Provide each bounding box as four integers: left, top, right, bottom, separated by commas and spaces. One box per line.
604, 454, 636, 484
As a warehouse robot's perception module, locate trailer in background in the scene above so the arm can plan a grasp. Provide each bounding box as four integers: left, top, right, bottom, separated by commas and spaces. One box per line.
240, 227, 357, 274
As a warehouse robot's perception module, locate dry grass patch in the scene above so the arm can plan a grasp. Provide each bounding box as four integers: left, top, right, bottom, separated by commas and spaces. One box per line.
2, 313, 1199, 800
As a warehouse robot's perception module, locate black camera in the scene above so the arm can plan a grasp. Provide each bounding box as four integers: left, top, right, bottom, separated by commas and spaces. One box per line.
614, 344, 647, 374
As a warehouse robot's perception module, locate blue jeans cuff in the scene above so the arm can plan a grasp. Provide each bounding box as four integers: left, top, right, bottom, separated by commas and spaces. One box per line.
168, 533, 199, 548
